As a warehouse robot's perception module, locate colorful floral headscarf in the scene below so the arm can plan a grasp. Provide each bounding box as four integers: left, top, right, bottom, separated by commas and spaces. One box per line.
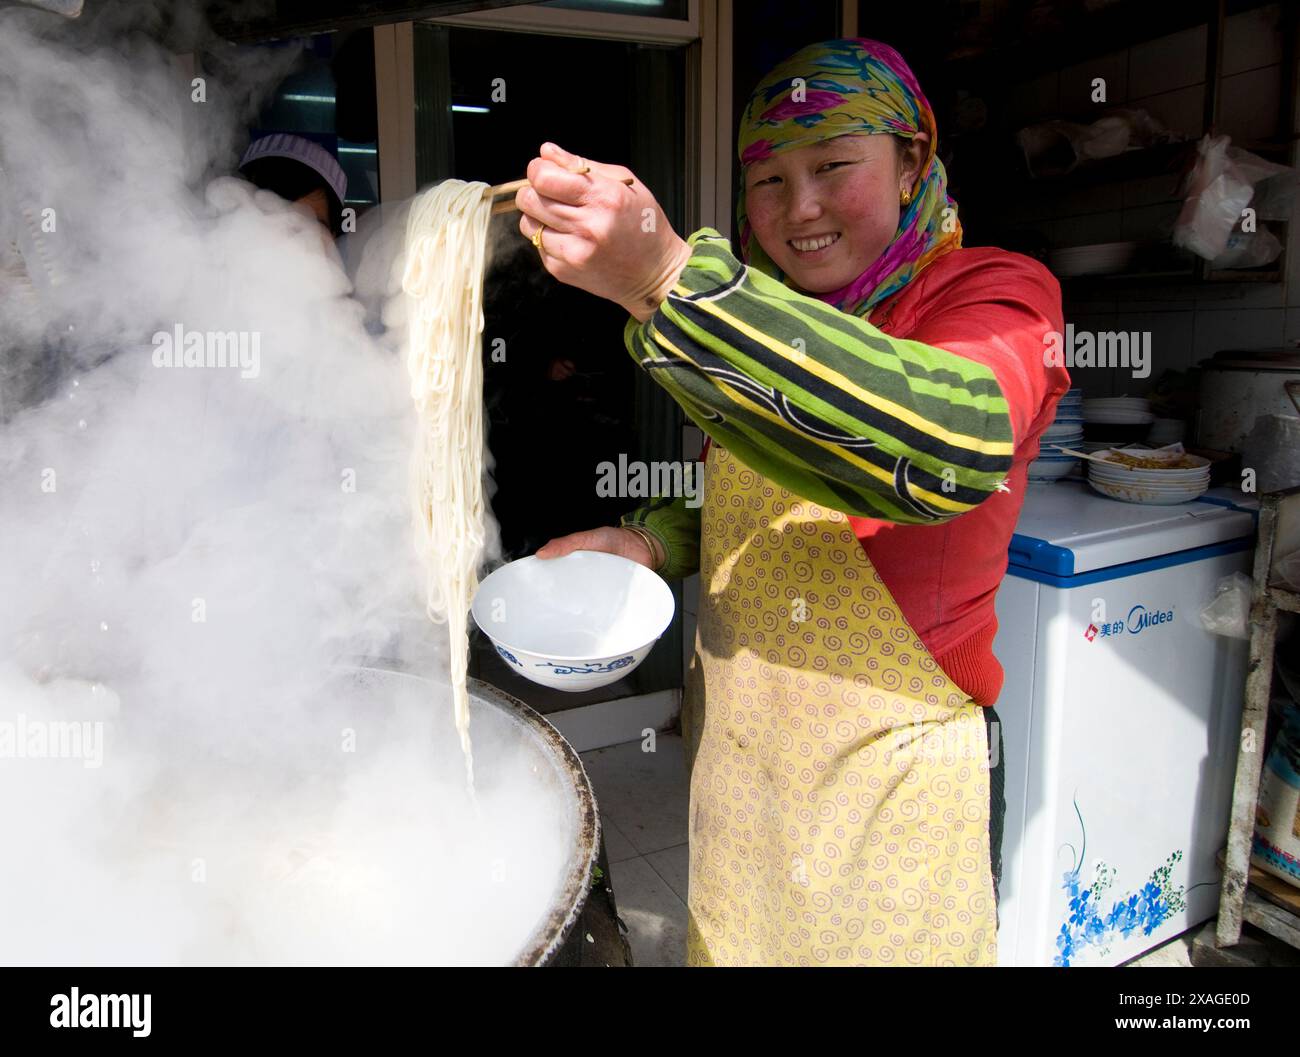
736, 38, 962, 317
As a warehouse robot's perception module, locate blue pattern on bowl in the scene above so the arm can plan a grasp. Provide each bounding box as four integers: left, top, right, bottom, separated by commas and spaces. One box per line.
536, 655, 636, 676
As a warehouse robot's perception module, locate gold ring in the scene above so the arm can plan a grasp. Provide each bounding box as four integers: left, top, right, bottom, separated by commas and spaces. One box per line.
530, 223, 546, 253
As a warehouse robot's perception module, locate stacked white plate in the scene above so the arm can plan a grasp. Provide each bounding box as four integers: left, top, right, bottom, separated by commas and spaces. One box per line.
1086, 451, 1212, 505
1029, 389, 1084, 481
1081, 396, 1154, 426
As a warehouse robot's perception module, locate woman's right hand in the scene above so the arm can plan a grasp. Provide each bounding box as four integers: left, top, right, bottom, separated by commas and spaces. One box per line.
535, 526, 661, 570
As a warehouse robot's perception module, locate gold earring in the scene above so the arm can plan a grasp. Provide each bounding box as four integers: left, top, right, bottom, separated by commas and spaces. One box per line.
901, 189, 913, 207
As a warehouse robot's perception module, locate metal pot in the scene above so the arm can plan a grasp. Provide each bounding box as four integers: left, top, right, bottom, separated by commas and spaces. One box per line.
344, 664, 600, 966
1196, 348, 1300, 454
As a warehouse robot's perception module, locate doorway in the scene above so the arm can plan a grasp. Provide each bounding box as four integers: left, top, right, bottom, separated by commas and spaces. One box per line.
412, 24, 691, 712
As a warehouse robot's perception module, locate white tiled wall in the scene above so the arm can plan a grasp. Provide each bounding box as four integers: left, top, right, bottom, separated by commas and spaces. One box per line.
999, 3, 1299, 399
1223, 4, 1285, 74
1128, 26, 1206, 98
1220, 65, 1284, 142
1060, 49, 1128, 111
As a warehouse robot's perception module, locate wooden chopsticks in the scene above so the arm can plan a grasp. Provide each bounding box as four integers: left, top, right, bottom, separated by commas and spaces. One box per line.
484, 178, 534, 216
483, 166, 634, 216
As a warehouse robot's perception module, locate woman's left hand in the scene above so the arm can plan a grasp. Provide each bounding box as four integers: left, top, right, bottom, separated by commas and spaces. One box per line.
516, 142, 692, 322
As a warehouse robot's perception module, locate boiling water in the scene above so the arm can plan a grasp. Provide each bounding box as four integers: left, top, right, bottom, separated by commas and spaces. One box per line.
0, 666, 575, 965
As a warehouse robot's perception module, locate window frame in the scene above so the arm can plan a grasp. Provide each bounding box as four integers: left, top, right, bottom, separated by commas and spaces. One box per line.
432, 0, 700, 44
372, 1, 734, 238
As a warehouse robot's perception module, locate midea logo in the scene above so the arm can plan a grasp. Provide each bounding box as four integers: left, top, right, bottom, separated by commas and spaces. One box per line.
1126, 603, 1175, 634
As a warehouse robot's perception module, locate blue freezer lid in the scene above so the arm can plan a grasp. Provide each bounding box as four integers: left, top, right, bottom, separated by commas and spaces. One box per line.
1007, 481, 1256, 581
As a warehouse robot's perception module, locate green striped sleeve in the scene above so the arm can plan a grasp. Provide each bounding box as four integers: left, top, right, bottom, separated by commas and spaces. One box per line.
621, 494, 700, 581
623, 228, 1015, 524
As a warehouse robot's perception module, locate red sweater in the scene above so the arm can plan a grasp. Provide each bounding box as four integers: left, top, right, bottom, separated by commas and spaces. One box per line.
703, 247, 1069, 706
854, 247, 1068, 705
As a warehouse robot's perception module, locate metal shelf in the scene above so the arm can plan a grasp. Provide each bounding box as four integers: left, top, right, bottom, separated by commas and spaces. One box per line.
1019, 140, 1198, 189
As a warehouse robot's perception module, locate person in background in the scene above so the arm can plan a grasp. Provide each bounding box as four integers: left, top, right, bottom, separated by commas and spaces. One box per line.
237, 132, 347, 237
519, 38, 1069, 966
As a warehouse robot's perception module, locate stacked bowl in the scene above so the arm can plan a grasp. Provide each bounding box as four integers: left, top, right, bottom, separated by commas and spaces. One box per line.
1029, 388, 1084, 481
1086, 450, 1212, 505
1081, 396, 1154, 446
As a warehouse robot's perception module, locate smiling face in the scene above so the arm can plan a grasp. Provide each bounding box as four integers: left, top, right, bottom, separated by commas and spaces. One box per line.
742, 132, 927, 294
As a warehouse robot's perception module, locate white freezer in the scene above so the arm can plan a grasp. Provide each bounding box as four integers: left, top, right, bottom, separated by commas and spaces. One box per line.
992, 482, 1255, 966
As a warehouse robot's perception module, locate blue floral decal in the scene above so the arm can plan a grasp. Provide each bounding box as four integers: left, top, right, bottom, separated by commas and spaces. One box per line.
496, 645, 521, 666
537, 655, 635, 676
1053, 798, 1186, 967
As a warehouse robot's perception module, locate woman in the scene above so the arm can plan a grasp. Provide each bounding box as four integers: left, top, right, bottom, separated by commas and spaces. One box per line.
521, 38, 1069, 967
238, 132, 348, 236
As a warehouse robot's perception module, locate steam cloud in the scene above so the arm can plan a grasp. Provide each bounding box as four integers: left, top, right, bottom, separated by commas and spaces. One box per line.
0, 2, 564, 965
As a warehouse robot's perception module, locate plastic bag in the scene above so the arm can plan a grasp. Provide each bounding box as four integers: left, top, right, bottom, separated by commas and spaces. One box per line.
1199, 572, 1254, 639
1101, 442, 1191, 466
1017, 108, 1174, 177
1250, 166, 1299, 222
1079, 108, 1174, 160
1175, 134, 1295, 260
1017, 121, 1085, 178
1210, 227, 1282, 269
1175, 135, 1253, 259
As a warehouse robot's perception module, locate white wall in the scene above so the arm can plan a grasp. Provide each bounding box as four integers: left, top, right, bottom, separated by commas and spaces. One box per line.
1001, 4, 1297, 401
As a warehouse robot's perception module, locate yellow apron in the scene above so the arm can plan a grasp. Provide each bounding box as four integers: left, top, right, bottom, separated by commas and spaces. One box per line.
684, 444, 997, 966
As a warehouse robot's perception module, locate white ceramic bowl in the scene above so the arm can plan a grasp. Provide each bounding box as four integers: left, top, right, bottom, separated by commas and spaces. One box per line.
1028, 458, 1080, 480
471, 551, 676, 692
